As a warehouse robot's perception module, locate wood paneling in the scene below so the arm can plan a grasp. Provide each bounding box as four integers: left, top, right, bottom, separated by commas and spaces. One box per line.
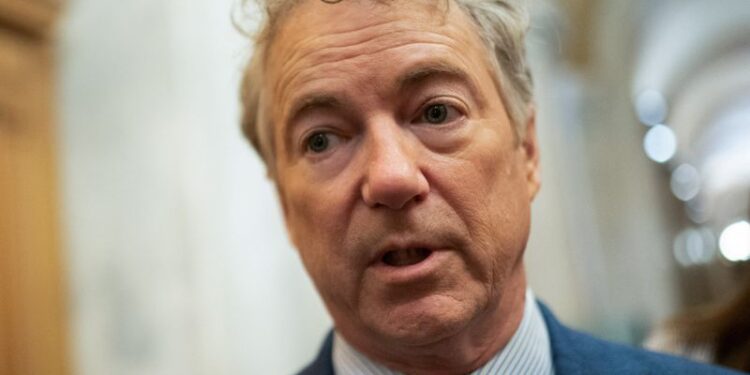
0, 1, 69, 374
0, 0, 60, 38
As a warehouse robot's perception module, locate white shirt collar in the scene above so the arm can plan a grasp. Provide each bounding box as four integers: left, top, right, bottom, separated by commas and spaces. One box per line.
332, 289, 555, 375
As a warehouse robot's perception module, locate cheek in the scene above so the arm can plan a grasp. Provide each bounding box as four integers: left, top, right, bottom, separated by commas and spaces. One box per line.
432, 136, 530, 265
285, 175, 345, 241
440, 139, 524, 223
284, 193, 350, 304
481, 163, 531, 270
476, 150, 530, 240
282, 177, 357, 284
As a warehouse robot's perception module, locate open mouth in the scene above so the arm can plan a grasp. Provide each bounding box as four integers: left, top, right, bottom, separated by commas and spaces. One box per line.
381, 248, 433, 267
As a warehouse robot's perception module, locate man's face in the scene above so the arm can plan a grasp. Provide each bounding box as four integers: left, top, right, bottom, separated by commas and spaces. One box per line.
267, 0, 540, 351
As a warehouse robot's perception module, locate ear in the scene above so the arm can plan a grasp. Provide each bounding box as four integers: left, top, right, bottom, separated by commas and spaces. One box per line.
521, 105, 541, 201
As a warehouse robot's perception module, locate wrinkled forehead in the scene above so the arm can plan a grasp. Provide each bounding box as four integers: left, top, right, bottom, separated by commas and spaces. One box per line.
263, 0, 488, 108
272, 0, 452, 44
266, 0, 474, 71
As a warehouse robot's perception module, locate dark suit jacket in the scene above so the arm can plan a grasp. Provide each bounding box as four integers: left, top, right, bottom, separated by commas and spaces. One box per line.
298, 302, 743, 374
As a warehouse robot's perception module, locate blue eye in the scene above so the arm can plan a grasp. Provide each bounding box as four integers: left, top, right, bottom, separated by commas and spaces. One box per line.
306, 132, 330, 153
424, 104, 449, 124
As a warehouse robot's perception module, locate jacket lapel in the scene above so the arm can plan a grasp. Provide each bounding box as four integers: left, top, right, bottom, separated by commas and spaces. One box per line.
298, 332, 335, 375
537, 301, 592, 375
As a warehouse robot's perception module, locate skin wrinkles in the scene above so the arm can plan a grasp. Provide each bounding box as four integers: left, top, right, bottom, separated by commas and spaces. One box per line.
290, 60, 486, 126
273, 30, 464, 100
288, 62, 487, 129
268, 5, 489, 140
267, 1, 541, 374
273, 0, 450, 62
274, 38, 472, 135
275, 45, 493, 164
271, 23, 433, 114
286, 72, 484, 167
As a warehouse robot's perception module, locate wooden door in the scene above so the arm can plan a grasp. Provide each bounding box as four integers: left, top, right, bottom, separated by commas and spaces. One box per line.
0, 1, 69, 374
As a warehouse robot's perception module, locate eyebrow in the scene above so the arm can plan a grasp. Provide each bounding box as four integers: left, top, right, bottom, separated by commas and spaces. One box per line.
282, 61, 487, 152
286, 62, 486, 123
287, 94, 343, 125
281, 93, 345, 158
396, 62, 488, 108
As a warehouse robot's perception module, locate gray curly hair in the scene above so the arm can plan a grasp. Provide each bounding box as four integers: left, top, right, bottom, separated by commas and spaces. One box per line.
240, 0, 534, 177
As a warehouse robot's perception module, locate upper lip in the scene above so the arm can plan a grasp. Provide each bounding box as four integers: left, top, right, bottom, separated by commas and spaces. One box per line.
370, 237, 441, 265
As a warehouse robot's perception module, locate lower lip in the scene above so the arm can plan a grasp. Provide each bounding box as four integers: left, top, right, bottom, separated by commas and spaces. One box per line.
369, 250, 449, 284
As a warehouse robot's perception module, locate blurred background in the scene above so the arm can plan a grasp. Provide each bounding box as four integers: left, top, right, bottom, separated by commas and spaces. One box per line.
1, 0, 748, 374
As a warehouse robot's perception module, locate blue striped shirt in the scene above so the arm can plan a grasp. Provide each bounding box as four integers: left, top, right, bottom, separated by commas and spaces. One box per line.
332, 289, 554, 375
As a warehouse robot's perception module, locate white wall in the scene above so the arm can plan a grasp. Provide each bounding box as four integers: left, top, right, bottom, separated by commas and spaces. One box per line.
59, 1, 329, 374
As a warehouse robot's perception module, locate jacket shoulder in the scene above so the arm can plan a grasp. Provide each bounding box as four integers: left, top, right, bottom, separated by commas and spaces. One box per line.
297, 304, 744, 375
537, 302, 743, 375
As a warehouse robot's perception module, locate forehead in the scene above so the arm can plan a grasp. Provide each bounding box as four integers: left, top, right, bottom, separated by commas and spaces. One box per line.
263, 0, 497, 154
265, 0, 490, 97
272, 0, 465, 49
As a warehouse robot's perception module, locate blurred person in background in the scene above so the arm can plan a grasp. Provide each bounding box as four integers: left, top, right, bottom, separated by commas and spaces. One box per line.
646, 269, 750, 372
239, 0, 743, 373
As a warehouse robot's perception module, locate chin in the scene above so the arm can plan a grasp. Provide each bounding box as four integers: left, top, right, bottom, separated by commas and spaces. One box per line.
364, 294, 480, 346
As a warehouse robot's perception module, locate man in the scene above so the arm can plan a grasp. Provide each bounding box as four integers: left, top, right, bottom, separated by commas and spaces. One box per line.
240, 0, 741, 374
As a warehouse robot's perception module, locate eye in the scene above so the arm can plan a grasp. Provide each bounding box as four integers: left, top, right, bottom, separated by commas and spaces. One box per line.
424, 104, 448, 124
417, 102, 463, 125
306, 132, 330, 153
304, 131, 345, 155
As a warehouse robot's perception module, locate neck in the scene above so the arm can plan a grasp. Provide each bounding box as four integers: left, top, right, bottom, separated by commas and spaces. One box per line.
346, 268, 528, 375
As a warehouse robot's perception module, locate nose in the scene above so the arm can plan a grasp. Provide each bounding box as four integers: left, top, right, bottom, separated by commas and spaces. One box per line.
361, 128, 429, 210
